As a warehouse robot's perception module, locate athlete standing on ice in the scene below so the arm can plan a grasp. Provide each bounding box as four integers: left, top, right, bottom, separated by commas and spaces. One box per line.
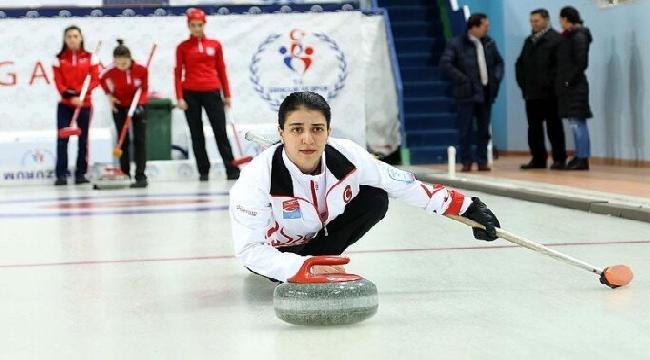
175, 8, 240, 181
100, 40, 149, 188
52, 25, 100, 186
230, 92, 501, 283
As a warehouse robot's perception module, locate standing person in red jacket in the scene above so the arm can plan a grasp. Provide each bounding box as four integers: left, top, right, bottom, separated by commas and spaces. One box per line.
100, 40, 149, 188
52, 25, 100, 185
175, 8, 240, 181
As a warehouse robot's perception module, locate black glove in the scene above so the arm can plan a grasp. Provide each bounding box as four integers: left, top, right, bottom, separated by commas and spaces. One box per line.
462, 197, 500, 241
134, 105, 146, 117
62, 88, 79, 99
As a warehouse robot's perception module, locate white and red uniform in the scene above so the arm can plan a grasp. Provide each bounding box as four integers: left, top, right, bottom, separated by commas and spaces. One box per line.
229, 138, 471, 282
99, 62, 149, 105
52, 49, 100, 107
174, 35, 231, 100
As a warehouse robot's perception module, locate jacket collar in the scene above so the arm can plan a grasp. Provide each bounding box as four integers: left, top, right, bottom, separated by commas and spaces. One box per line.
270, 143, 356, 197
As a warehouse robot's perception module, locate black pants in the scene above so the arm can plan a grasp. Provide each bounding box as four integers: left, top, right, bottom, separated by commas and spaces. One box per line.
250, 186, 389, 282
280, 186, 389, 256
525, 97, 567, 164
113, 106, 147, 180
183, 90, 237, 176
457, 99, 492, 166
56, 103, 91, 179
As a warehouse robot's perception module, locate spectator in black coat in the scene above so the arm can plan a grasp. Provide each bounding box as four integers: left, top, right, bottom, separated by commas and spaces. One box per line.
556, 6, 593, 170
440, 13, 504, 172
516, 8, 567, 170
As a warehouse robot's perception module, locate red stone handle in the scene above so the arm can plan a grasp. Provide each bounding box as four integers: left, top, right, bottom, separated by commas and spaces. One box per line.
288, 256, 362, 283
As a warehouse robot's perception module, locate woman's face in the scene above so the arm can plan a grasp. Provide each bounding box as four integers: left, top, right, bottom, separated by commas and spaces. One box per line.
114, 57, 132, 71
559, 17, 570, 30
65, 29, 82, 51
188, 20, 205, 37
278, 107, 331, 174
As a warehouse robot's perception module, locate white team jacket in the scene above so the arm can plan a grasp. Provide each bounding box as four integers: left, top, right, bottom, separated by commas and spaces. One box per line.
229, 138, 471, 282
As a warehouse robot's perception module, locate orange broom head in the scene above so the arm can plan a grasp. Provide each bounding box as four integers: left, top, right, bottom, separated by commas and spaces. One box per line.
58, 127, 82, 138
112, 148, 123, 158
600, 265, 633, 289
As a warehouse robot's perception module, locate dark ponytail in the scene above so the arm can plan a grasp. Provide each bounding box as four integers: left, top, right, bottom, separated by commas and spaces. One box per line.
57, 25, 85, 58
113, 39, 132, 58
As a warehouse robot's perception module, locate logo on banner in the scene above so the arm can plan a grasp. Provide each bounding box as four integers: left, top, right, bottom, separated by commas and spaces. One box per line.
21, 149, 54, 166
282, 198, 302, 219
250, 29, 348, 110
279, 29, 315, 75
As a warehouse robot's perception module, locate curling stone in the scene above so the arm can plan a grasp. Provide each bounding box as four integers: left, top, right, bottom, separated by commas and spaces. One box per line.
92, 165, 131, 190
273, 256, 378, 326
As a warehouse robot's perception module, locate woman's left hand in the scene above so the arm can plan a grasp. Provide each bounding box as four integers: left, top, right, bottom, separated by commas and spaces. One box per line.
223, 97, 231, 109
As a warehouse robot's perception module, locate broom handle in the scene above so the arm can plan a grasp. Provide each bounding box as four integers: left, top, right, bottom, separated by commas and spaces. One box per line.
445, 214, 604, 275
70, 41, 102, 127
228, 112, 245, 157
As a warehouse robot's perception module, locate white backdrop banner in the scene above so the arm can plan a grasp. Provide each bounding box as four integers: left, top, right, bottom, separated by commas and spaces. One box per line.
0, 11, 398, 182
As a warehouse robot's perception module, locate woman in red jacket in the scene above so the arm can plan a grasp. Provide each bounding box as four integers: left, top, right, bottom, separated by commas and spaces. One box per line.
100, 40, 149, 188
175, 8, 239, 181
52, 25, 100, 185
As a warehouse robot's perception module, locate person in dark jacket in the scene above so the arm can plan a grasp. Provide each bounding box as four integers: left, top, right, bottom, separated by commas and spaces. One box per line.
440, 13, 504, 172
556, 6, 593, 170
516, 8, 567, 170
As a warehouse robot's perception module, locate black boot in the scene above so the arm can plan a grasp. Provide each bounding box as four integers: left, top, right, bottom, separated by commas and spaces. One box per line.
74, 176, 90, 185
566, 157, 578, 168
130, 179, 148, 188
520, 160, 546, 169
550, 161, 566, 170
227, 168, 241, 180
54, 178, 67, 186
565, 157, 589, 170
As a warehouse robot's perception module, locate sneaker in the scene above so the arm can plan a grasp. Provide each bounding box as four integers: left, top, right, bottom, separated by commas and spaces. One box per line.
74, 177, 90, 185
54, 178, 67, 186
199, 174, 209, 182
520, 160, 546, 169
227, 169, 241, 180
130, 179, 148, 188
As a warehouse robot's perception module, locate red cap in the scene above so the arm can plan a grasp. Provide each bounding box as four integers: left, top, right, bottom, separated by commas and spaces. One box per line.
186, 8, 206, 23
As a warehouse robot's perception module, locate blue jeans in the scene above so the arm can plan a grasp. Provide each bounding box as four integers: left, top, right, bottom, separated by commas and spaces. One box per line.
566, 118, 590, 158
457, 101, 492, 165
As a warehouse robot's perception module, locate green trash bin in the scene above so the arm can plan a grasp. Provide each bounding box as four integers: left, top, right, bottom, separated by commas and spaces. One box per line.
146, 98, 173, 161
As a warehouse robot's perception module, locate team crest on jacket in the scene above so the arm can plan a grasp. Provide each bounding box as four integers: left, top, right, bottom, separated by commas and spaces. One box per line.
282, 199, 302, 219
343, 185, 353, 203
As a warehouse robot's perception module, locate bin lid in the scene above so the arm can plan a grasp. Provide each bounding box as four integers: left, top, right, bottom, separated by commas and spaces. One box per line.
147, 98, 173, 108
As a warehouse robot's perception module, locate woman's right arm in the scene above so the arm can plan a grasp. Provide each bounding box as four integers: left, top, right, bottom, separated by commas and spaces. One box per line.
230, 177, 308, 283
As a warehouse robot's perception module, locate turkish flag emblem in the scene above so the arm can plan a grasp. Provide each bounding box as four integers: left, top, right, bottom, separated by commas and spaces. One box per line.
343, 185, 353, 203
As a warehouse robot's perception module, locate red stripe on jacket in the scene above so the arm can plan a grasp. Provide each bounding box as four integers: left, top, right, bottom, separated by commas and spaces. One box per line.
174, 35, 231, 100
52, 49, 100, 107
100, 62, 149, 106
